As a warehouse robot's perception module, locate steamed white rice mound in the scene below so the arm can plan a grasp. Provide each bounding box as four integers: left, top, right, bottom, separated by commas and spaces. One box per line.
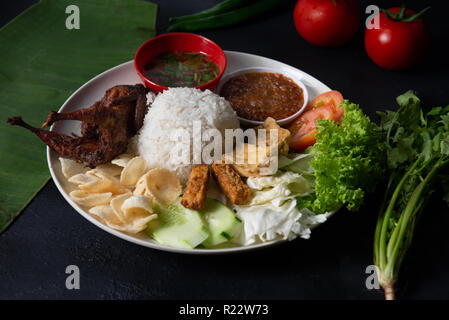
136, 88, 240, 184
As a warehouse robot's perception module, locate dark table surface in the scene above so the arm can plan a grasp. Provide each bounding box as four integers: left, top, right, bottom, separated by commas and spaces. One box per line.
1, 0, 448, 300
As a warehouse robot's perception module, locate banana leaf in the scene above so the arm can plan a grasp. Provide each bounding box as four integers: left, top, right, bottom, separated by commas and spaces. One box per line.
0, 0, 157, 232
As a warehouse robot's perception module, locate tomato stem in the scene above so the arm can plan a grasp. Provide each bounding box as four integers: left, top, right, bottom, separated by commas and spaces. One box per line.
381, 6, 430, 23
401, 7, 431, 22
398, 4, 406, 20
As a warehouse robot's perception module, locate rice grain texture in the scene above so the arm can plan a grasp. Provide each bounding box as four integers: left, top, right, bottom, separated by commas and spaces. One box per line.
136, 88, 240, 184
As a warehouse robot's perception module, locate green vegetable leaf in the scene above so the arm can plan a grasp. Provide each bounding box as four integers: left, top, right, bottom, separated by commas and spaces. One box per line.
427, 106, 442, 116
378, 110, 397, 132
297, 101, 386, 214
374, 90, 449, 298
420, 131, 433, 163
0, 0, 157, 233
396, 90, 420, 109
439, 113, 449, 132
440, 134, 449, 156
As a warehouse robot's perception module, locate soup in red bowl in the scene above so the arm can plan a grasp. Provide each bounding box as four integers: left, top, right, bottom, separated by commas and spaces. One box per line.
134, 33, 226, 93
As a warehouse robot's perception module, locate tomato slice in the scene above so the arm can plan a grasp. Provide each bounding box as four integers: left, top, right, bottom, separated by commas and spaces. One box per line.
290, 128, 317, 152
307, 90, 344, 110
333, 105, 345, 122
288, 91, 345, 151
288, 105, 335, 151
307, 90, 344, 121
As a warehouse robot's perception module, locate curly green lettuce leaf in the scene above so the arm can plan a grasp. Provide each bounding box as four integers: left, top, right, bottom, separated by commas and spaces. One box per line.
296, 101, 387, 214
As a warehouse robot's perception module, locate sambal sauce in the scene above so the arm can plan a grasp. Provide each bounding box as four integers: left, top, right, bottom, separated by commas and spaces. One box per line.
220, 72, 304, 121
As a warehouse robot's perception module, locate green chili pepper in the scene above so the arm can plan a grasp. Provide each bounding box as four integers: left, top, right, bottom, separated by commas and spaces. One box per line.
168, 0, 293, 32
169, 0, 257, 24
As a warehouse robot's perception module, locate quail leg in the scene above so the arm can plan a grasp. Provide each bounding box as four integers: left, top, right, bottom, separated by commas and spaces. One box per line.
41, 102, 102, 128
7, 116, 101, 166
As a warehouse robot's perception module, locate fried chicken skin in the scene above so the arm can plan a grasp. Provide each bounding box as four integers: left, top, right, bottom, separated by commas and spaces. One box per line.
7, 84, 149, 167
181, 165, 210, 210
211, 162, 251, 205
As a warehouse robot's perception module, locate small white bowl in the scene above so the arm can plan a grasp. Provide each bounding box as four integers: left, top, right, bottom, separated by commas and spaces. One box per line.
216, 66, 309, 126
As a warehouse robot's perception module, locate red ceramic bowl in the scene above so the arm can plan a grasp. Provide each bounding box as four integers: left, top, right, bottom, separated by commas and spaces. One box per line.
134, 33, 227, 93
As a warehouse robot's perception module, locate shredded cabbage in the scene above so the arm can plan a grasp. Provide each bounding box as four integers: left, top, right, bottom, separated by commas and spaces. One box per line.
233, 171, 328, 245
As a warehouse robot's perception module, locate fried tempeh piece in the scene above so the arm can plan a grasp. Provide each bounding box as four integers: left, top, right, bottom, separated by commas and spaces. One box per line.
181, 165, 210, 210
211, 162, 252, 205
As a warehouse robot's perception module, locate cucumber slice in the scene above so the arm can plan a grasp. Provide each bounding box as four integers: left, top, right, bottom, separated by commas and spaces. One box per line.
146, 200, 210, 249
201, 198, 242, 248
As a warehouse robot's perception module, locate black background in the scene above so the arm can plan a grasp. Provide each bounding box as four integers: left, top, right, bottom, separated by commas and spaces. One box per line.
0, 0, 448, 300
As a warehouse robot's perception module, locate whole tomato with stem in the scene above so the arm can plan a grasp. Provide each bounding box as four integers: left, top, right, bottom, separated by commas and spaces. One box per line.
293, 0, 360, 47
365, 6, 430, 70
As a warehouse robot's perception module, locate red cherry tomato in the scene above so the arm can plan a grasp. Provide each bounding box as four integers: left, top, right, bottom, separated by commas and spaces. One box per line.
365, 7, 430, 70
288, 105, 335, 151
293, 0, 360, 47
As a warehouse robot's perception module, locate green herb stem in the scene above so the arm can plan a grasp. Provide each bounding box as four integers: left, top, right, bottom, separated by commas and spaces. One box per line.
384, 158, 443, 278
377, 159, 420, 270
374, 174, 395, 265
374, 90, 449, 300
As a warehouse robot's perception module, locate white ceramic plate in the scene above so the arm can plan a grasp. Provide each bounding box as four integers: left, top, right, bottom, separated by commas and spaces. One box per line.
47, 51, 332, 255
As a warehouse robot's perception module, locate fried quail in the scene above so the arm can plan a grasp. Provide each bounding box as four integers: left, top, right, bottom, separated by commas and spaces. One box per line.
7, 84, 149, 167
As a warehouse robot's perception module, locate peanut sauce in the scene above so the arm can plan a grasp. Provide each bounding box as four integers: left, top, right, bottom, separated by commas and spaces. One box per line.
220, 72, 304, 121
